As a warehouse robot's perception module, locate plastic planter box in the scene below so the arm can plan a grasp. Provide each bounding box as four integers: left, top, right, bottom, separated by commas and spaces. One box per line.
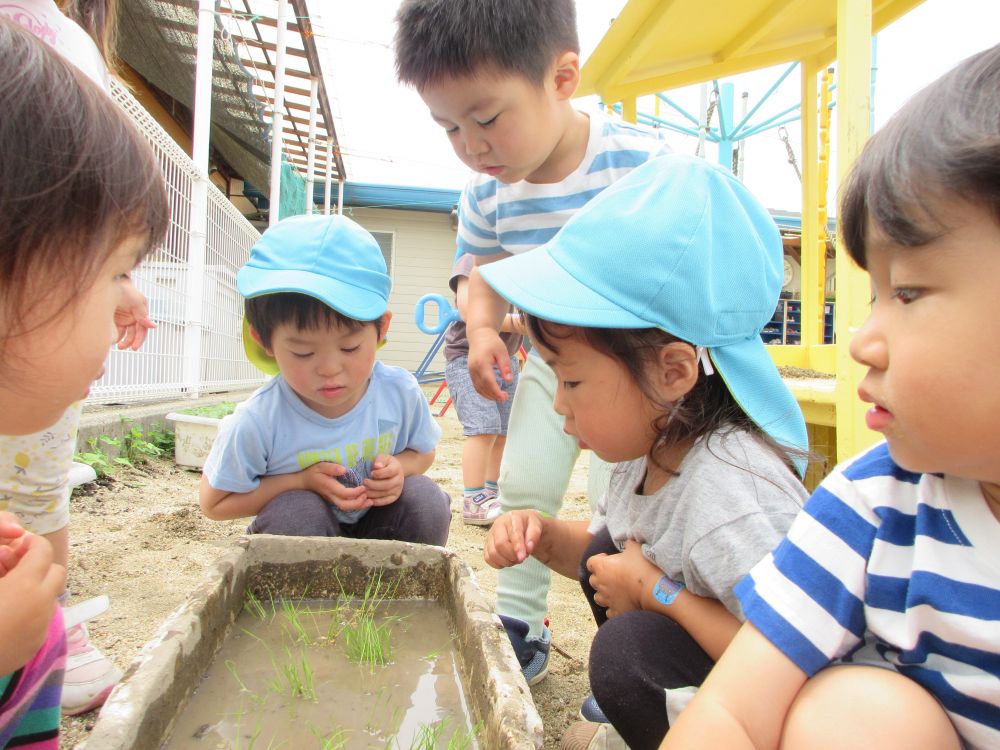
164, 412, 222, 470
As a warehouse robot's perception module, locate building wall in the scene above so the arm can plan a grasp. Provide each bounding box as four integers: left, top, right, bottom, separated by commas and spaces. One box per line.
349, 207, 457, 374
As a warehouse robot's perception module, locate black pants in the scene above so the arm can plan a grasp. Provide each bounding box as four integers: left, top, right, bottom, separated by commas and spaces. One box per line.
247, 474, 451, 546
580, 528, 715, 750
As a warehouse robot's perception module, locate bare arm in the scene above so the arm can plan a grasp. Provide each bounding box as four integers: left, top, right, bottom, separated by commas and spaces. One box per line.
455, 275, 527, 335
465, 252, 517, 399
587, 540, 740, 660
661, 622, 809, 750
394, 448, 434, 476
485, 511, 592, 579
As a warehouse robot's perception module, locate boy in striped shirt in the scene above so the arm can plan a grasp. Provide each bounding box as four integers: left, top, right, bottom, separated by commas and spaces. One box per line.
394, 0, 671, 687
663, 44, 1000, 750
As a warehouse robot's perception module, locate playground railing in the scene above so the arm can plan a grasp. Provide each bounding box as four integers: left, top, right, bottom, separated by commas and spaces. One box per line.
85, 81, 269, 405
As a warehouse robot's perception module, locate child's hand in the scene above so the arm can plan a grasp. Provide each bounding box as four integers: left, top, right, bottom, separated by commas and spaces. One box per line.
467, 328, 513, 401
302, 462, 371, 513
0, 512, 26, 577
114, 279, 156, 351
363, 454, 404, 506
484, 510, 544, 568
587, 539, 659, 618
0, 532, 65, 675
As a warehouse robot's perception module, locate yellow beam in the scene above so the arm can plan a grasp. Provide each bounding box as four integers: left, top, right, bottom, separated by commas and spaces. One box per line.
800, 56, 822, 350
718, 0, 802, 61
621, 97, 638, 123
595, 0, 681, 95
834, 0, 879, 463
605, 38, 832, 101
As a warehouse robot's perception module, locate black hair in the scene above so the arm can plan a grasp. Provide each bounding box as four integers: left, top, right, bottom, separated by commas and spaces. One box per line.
0, 18, 167, 345
245, 293, 384, 348
840, 43, 1000, 267
394, 0, 579, 88
526, 316, 806, 476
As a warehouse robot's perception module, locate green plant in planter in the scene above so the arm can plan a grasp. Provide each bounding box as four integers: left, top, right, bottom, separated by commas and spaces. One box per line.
178, 401, 238, 419
120, 418, 163, 466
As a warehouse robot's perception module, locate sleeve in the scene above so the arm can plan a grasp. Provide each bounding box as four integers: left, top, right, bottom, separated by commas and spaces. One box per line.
684, 510, 800, 618
396, 376, 441, 455
455, 179, 502, 257
201, 410, 270, 493
734, 471, 877, 676
448, 252, 475, 293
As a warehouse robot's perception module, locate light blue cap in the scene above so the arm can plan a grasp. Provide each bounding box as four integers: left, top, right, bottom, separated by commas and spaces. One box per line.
237, 214, 390, 374
480, 154, 808, 470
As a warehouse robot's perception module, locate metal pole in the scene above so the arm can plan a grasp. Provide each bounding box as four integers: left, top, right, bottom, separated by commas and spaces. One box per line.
305, 76, 318, 215
268, 0, 288, 226
337, 178, 344, 216
324, 137, 333, 215
183, 0, 215, 399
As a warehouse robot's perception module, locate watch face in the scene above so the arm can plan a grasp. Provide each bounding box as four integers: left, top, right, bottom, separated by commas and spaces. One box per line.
653, 575, 684, 606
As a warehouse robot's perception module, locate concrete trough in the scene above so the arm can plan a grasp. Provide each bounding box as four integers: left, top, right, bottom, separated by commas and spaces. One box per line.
85, 535, 543, 749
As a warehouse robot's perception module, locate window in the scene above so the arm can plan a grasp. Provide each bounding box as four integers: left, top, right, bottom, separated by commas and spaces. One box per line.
370, 231, 395, 277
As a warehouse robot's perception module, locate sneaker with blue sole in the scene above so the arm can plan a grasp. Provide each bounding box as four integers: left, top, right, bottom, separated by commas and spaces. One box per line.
499, 614, 551, 686
579, 693, 610, 723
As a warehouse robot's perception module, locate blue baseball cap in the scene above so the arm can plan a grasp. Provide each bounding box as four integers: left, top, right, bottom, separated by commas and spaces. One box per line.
480, 154, 808, 471
238, 214, 391, 374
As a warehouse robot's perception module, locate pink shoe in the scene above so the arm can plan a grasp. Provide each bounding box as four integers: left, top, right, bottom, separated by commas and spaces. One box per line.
62, 596, 122, 715
462, 490, 502, 526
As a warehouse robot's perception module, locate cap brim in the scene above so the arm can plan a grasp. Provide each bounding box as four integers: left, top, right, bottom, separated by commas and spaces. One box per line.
237, 267, 387, 322
711, 338, 809, 476
242, 319, 280, 376
479, 249, 654, 329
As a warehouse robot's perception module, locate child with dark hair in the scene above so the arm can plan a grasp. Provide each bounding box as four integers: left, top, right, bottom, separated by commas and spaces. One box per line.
199, 215, 451, 547
0, 17, 169, 744
395, 0, 670, 684
663, 44, 1000, 750
482, 154, 810, 750
0, 0, 157, 715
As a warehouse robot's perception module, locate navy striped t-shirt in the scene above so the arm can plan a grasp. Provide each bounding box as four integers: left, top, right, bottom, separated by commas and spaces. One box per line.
737, 442, 1000, 748
456, 110, 671, 258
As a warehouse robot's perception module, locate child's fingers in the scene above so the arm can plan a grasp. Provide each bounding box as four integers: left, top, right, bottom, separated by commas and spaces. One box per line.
311, 461, 347, 478
362, 476, 400, 493
505, 514, 529, 562
0, 546, 18, 576
11, 534, 54, 580
0, 512, 25, 541
586, 553, 607, 574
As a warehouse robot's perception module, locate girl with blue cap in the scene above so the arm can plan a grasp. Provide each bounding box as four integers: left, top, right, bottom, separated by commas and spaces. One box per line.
481, 153, 810, 750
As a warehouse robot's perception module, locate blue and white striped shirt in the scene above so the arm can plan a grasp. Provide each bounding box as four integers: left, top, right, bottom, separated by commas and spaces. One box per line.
456, 111, 671, 257
737, 442, 1000, 748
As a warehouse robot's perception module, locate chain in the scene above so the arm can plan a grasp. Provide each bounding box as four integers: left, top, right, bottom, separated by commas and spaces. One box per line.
778, 125, 801, 180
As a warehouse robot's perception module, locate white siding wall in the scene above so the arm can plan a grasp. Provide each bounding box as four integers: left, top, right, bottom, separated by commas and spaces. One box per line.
349, 207, 457, 374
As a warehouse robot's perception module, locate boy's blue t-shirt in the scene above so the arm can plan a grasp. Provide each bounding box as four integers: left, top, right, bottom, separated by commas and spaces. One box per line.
203, 361, 441, 524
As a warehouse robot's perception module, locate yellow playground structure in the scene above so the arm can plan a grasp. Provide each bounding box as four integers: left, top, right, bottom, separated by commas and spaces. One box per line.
580, 0, 926, 487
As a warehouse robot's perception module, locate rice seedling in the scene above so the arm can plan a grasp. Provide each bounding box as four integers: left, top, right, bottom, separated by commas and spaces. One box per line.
309, 723, 349, 750
243, 589, 271, 621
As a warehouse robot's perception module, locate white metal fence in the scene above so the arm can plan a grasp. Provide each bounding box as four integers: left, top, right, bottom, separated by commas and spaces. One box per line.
85, 81, 268, 405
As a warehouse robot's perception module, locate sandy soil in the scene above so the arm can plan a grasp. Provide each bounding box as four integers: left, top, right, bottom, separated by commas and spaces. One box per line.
60, 402, 597, 749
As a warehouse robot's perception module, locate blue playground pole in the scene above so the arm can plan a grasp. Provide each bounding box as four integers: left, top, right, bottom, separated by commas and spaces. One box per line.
716, 82, 735, 170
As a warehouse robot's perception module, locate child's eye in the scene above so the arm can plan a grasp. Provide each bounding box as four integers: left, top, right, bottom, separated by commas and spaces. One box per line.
292, 352, 313, 359
892, 287, 921, 304
477, 114, 498, 128
444, 124, 459, 134
562, 381, 580, 390
115, 272, 132, 282
341, 345, 361, 354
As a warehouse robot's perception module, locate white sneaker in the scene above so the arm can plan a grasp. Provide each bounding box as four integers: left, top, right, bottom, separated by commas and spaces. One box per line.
62, 595, 122, 715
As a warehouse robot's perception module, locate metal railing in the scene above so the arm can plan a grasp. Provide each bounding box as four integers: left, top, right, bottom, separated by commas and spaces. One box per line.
85, 81, 268, 405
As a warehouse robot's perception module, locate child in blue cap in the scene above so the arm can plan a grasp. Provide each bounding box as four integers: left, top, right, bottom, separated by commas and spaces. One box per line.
482, 154, 810, 750
664, 45, 1000, 750
199, 215, 450, 546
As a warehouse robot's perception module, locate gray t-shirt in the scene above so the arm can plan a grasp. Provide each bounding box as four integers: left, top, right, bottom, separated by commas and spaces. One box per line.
588, 429, 807, 618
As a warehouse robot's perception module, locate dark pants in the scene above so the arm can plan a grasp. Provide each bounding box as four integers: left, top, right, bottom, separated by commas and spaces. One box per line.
580, 528, 715, 750
247, 474, 451, 546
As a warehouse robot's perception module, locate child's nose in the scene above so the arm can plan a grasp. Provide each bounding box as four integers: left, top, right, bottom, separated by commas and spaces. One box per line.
315, 355, 341, 376
464, 134, 489, 157
848, 314, 887, 370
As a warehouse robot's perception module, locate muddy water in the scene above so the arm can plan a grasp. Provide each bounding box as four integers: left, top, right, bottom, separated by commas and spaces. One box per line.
162, 599, 478, 749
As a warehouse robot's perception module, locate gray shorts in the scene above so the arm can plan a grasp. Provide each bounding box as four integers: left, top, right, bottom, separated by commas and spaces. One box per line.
445, 355, 520, 437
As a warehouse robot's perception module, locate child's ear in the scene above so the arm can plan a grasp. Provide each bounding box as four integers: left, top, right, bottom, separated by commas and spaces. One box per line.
378, 311, 393, 343
655, 342, 700, 402
551, 50, 581, 101
248, 325, 273, 356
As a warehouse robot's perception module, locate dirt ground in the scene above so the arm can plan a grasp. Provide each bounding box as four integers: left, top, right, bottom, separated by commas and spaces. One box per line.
59, 400, 597, 749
